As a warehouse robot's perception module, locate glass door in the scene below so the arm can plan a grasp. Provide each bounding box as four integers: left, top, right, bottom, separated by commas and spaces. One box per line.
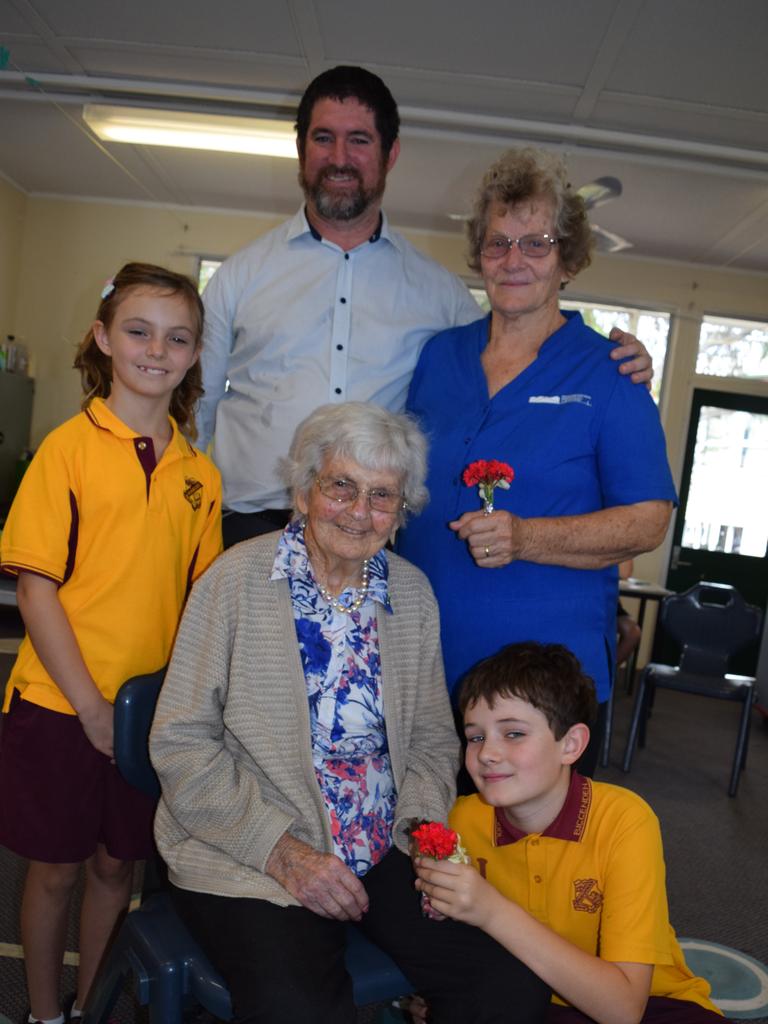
665, 389, 768, 673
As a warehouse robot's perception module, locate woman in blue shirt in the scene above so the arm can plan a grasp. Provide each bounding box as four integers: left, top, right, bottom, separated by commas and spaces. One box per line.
398, 148, 677, 776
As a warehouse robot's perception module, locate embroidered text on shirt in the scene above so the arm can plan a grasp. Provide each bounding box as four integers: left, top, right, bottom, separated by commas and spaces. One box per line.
528, 394, 593, 407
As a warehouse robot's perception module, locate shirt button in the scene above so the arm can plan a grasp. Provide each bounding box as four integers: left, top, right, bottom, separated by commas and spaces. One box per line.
344, 253, 350, 260
334, 387, 342, 395
530, 838, 539, 846
534, 874, 542, 883
337, 344, 344, 351
340, 297, 347, 304
137, 441, 147, 450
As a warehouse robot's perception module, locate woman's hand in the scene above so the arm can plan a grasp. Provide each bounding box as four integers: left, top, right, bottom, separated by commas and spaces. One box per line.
415, 857, 502, 931
449, 509, 526, 568
266, 833, 369, 921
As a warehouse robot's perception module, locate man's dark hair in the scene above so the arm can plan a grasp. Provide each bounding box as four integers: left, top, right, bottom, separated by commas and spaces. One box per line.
458, 642, 598, 740
295, 65, 400, 157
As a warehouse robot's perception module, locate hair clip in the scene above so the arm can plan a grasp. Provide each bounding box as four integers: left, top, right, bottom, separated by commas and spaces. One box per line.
100, 278, 116, 300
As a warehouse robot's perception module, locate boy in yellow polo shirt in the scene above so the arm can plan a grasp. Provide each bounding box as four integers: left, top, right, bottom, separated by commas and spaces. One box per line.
0, 263, 222, 1024
415, 642, 725, 1024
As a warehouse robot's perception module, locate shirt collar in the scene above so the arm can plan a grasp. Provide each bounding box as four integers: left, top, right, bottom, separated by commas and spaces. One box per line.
271, 518, 392, 613
85, 397, 194, 458
493, 772, 592, 846
288, 205, 393, 249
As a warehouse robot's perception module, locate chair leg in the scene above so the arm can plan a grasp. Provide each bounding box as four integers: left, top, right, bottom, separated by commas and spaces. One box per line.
729, 693, 754, 797
600, 687, 614, 768
638, 679, 655, 749
622, 671, 649, 773
81, 929, 132, 1024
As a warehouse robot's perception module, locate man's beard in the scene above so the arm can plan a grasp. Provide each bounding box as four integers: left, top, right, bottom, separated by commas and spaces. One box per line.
299, 163, 386, 222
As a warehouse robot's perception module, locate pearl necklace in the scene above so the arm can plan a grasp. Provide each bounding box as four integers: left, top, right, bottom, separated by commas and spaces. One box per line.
317, 560, 370, 615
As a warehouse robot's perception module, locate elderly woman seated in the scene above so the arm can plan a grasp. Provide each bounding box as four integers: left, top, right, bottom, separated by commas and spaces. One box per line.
149, 402, 550, 1024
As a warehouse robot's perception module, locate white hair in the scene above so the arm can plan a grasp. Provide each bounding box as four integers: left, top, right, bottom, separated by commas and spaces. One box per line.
281, 402, 429, 521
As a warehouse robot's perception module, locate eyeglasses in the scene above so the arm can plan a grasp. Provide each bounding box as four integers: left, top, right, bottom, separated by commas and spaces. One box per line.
480, 233, 559, 259
316, 477, 405, 514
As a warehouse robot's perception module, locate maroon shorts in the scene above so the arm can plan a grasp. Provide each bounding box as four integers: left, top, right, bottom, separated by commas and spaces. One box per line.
0, 689, 157, 863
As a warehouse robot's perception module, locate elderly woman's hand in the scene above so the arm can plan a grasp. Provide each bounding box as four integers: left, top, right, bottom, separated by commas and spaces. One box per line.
449, 510, 528, 568
266, 833, 370, 921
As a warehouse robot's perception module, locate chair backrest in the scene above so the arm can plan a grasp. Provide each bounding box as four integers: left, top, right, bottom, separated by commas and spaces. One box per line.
113, 669, 166, 799
660, 582, 762, 676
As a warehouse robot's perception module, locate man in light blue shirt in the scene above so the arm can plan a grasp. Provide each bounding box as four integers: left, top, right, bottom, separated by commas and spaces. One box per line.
198, 66, 651, 546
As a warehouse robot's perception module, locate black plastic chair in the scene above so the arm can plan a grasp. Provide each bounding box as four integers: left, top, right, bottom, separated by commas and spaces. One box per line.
83, 671, 413, 1023
621, 582, 761, 797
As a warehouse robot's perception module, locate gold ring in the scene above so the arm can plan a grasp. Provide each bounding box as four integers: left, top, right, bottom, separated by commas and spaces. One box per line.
484, 546, 490, 557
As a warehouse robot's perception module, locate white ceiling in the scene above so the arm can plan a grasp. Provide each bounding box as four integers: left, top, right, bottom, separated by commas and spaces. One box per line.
2, 0, 768, 272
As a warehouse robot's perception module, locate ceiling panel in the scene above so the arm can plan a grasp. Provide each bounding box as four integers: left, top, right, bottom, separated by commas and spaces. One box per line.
65, 46, 306, 91
316, 0, 617, 86
605, 0, 768, 111
1, 0, 767, 274
30, 0, 302, 53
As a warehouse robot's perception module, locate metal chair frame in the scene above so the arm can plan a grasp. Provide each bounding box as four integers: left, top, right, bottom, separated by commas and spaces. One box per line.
621, 582, 761, 797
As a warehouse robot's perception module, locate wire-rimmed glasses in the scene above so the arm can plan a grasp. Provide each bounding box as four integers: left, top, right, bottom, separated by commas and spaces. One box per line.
315, 476, 405, 514
480, 233, 559, 259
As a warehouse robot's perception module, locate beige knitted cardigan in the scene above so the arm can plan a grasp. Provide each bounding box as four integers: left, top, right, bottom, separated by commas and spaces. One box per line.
150, 532, 459, 904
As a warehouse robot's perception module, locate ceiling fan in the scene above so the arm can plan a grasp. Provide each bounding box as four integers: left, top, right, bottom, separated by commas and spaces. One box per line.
576, 176, 633, 253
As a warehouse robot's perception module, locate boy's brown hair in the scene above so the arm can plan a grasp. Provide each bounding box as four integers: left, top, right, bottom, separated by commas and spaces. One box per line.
74, 262, 204, 439
458, 641, 598, 740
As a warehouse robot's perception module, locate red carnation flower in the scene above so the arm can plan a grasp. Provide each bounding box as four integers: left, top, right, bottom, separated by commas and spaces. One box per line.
411, 821, 460, 860
462, 459, 514, 513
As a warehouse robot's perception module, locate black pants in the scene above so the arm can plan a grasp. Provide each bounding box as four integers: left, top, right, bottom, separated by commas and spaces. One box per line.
172, 849, 550, 1024
222, 509, 292, 548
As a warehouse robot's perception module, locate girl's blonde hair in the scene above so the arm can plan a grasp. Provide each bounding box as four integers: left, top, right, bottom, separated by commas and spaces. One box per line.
74, 262, 205, 439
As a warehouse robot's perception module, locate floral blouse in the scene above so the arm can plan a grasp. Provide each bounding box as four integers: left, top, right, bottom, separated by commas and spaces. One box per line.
271, 520, 396, 877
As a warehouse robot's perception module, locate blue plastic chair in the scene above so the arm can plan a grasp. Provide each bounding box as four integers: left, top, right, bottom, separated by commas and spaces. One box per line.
82, 671, 413, 1023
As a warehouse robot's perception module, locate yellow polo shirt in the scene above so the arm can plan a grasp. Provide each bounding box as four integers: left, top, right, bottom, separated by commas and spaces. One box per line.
450, 774, 718, 1013
1, 399, 222, 714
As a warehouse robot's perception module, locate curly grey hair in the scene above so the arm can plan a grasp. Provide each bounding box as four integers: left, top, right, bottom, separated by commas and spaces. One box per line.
281, 402, 429, 521
466, 147, 593, 280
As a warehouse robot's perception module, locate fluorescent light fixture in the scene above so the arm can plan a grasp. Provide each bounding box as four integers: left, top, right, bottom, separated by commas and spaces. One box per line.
82, 104, 297, 158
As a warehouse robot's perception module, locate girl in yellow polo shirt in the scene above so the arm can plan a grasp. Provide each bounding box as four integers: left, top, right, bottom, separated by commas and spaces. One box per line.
0, 263, 222, 1024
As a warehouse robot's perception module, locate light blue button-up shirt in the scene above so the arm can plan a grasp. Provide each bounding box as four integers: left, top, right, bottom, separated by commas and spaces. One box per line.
198, 207, 481, 511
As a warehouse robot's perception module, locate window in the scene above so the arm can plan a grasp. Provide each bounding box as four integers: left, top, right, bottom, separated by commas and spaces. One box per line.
198, 258, 223, 293
468, 289, 671, 403
697, 315, 768, 380
680, 404, 768, 557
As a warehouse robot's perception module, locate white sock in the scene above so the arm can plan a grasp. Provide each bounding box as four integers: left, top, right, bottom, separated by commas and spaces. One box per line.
69, 1006, 83, 1019
28, 1014, 65, 1024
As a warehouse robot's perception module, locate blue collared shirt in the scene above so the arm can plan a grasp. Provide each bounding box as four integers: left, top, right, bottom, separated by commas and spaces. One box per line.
398, 312, 678, 702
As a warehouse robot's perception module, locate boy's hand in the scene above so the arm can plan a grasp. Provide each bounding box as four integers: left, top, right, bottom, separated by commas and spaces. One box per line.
77, 695, 115, 759
414, 856, 501, 931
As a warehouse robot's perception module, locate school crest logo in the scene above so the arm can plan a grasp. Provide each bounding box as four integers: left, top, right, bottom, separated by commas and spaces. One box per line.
184, 478, 203, 511
572, 878, 603, 913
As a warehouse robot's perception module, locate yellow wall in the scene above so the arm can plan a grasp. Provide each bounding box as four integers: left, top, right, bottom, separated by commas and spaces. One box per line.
0, 175, 26, 337
9, 193, 768, 598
